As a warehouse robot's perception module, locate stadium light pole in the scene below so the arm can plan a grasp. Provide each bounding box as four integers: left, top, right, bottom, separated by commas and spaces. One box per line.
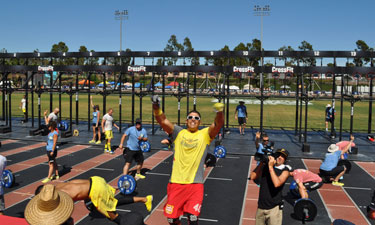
115, 10, 128, 51
254, 4, 270, 134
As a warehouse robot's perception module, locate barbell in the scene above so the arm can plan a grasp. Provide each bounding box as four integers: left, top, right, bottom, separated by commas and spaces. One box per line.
214, 145, 227, 158
118, 174, 137, 195
289, 181, 317, 223
139, 141, 151, 153
2, 169, 15, 188
294, 198, 317, 223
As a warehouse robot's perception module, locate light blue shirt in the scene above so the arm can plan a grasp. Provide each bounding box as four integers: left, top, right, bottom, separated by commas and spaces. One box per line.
320, 151, 341, 171
46, 130, 58, 151
125, 126, 148, 151
236, 105, 247, 118
92, 111, 99, 124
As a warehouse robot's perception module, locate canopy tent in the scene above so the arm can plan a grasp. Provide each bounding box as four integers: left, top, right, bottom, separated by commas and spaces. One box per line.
78, 80, 95, 85
97, 81, 111, 86
229, 85, 240, 90
154, 82, 162, 87
165, 86, 172, 89
167, 81, 179, 87
124, 82, 132, 86
280, 85, 291, 89
134, 82, 141, 88
243, 84, 252, 90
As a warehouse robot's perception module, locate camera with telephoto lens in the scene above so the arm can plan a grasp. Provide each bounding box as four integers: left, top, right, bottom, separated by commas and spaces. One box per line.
255, 141, 275, 163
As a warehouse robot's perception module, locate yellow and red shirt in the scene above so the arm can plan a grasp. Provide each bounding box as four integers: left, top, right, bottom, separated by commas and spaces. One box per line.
170, 125, 212, 184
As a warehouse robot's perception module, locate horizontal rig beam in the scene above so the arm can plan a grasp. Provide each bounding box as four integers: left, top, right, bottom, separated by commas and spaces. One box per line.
0, 50, 374, 58
1, 65, 375, 75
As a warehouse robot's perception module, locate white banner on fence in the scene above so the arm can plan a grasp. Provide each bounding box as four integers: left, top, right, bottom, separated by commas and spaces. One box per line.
212, 99, 313, 106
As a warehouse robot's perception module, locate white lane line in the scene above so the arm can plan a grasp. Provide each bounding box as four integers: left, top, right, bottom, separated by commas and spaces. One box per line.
116, 209, 131, 212
225, 156, 240, 159
326, 204, 356, 208
239, 156, 253, 225
206, 177, 232, 181
344, 187, 372, 191
146, 172, 170, 176
181, 216, 218, 222
242, 218, 256, 221
92, 167, 114, 171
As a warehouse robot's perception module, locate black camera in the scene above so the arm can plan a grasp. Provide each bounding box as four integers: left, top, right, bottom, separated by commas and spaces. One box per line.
255, 141, 275, 163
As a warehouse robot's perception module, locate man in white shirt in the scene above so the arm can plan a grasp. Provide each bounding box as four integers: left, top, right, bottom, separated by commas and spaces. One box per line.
101, 108, 119, 153
20, 95, 27, 123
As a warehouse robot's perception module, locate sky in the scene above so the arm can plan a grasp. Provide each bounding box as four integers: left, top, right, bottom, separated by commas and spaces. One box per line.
0, 0, 374, 53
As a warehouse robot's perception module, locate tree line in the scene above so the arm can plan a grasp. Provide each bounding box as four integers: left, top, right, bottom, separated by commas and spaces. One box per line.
0, 36, 373, 67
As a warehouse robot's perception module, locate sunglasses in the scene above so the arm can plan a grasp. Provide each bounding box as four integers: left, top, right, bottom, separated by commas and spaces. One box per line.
187, 115, 201, 121
263, 139, 269, 142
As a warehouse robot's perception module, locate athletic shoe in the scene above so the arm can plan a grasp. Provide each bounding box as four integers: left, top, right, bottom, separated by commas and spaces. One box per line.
135, 173, 146, 180
145, 195, 153, 212
109, 151, 114, 154
332, 181, 344, 186
53, 175, 60, 180
42, 177, 53, 183
95, 140, 101, 144
89, 139, 95, 144
339, 176, 343, 180
104, 149, 109, 153
325, 128, 328, 132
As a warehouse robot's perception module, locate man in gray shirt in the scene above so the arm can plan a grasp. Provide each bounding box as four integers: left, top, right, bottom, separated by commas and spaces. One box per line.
44, 108, 59, 125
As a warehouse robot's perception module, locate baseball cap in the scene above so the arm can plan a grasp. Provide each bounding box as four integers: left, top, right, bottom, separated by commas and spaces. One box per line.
275, 148, 289, 160
135, 118, 142, 124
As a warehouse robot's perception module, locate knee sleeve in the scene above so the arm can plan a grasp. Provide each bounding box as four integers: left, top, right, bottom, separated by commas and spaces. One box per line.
187, 214, 198, 225
167, 217, 181, 225
116, 195, 134, 206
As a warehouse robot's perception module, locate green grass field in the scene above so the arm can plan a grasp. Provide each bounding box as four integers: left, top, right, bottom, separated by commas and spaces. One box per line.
2, 92, 374, 132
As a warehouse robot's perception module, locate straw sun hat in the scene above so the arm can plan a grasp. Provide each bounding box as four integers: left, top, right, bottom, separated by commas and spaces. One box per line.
25, 184, 74, 225
327, 144, 339, 153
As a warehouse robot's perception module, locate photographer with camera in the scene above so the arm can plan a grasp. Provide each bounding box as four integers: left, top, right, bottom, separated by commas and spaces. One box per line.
255, 131, 274, 160
250, 148, 291, 225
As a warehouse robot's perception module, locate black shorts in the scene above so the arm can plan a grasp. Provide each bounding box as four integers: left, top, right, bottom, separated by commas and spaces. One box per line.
238, 117, 246, 125
123, 148, 144, 164
92, 123, 101, 128
304, 181, 323, 191
47, 150, 57, 162
319, 166, 345, 177
325, 118, 333, 122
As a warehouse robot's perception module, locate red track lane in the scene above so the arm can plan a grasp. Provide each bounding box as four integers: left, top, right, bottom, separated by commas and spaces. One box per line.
145, 159, 215, 225
303, 159, 370, 225
7, 145, 89, 173
1, 142, 46, 157
5, 146, 121, 208
240, 156, 258, 225
73, 150, 174, 224
355, 161, 375, 178
1, 139, 19, 145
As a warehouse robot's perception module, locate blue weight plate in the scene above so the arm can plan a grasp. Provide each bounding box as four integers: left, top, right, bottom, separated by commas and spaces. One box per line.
140, 141, 151, 152
2, 169, 15, 188
118, 175, 136, 195
214, 145, 227, 158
